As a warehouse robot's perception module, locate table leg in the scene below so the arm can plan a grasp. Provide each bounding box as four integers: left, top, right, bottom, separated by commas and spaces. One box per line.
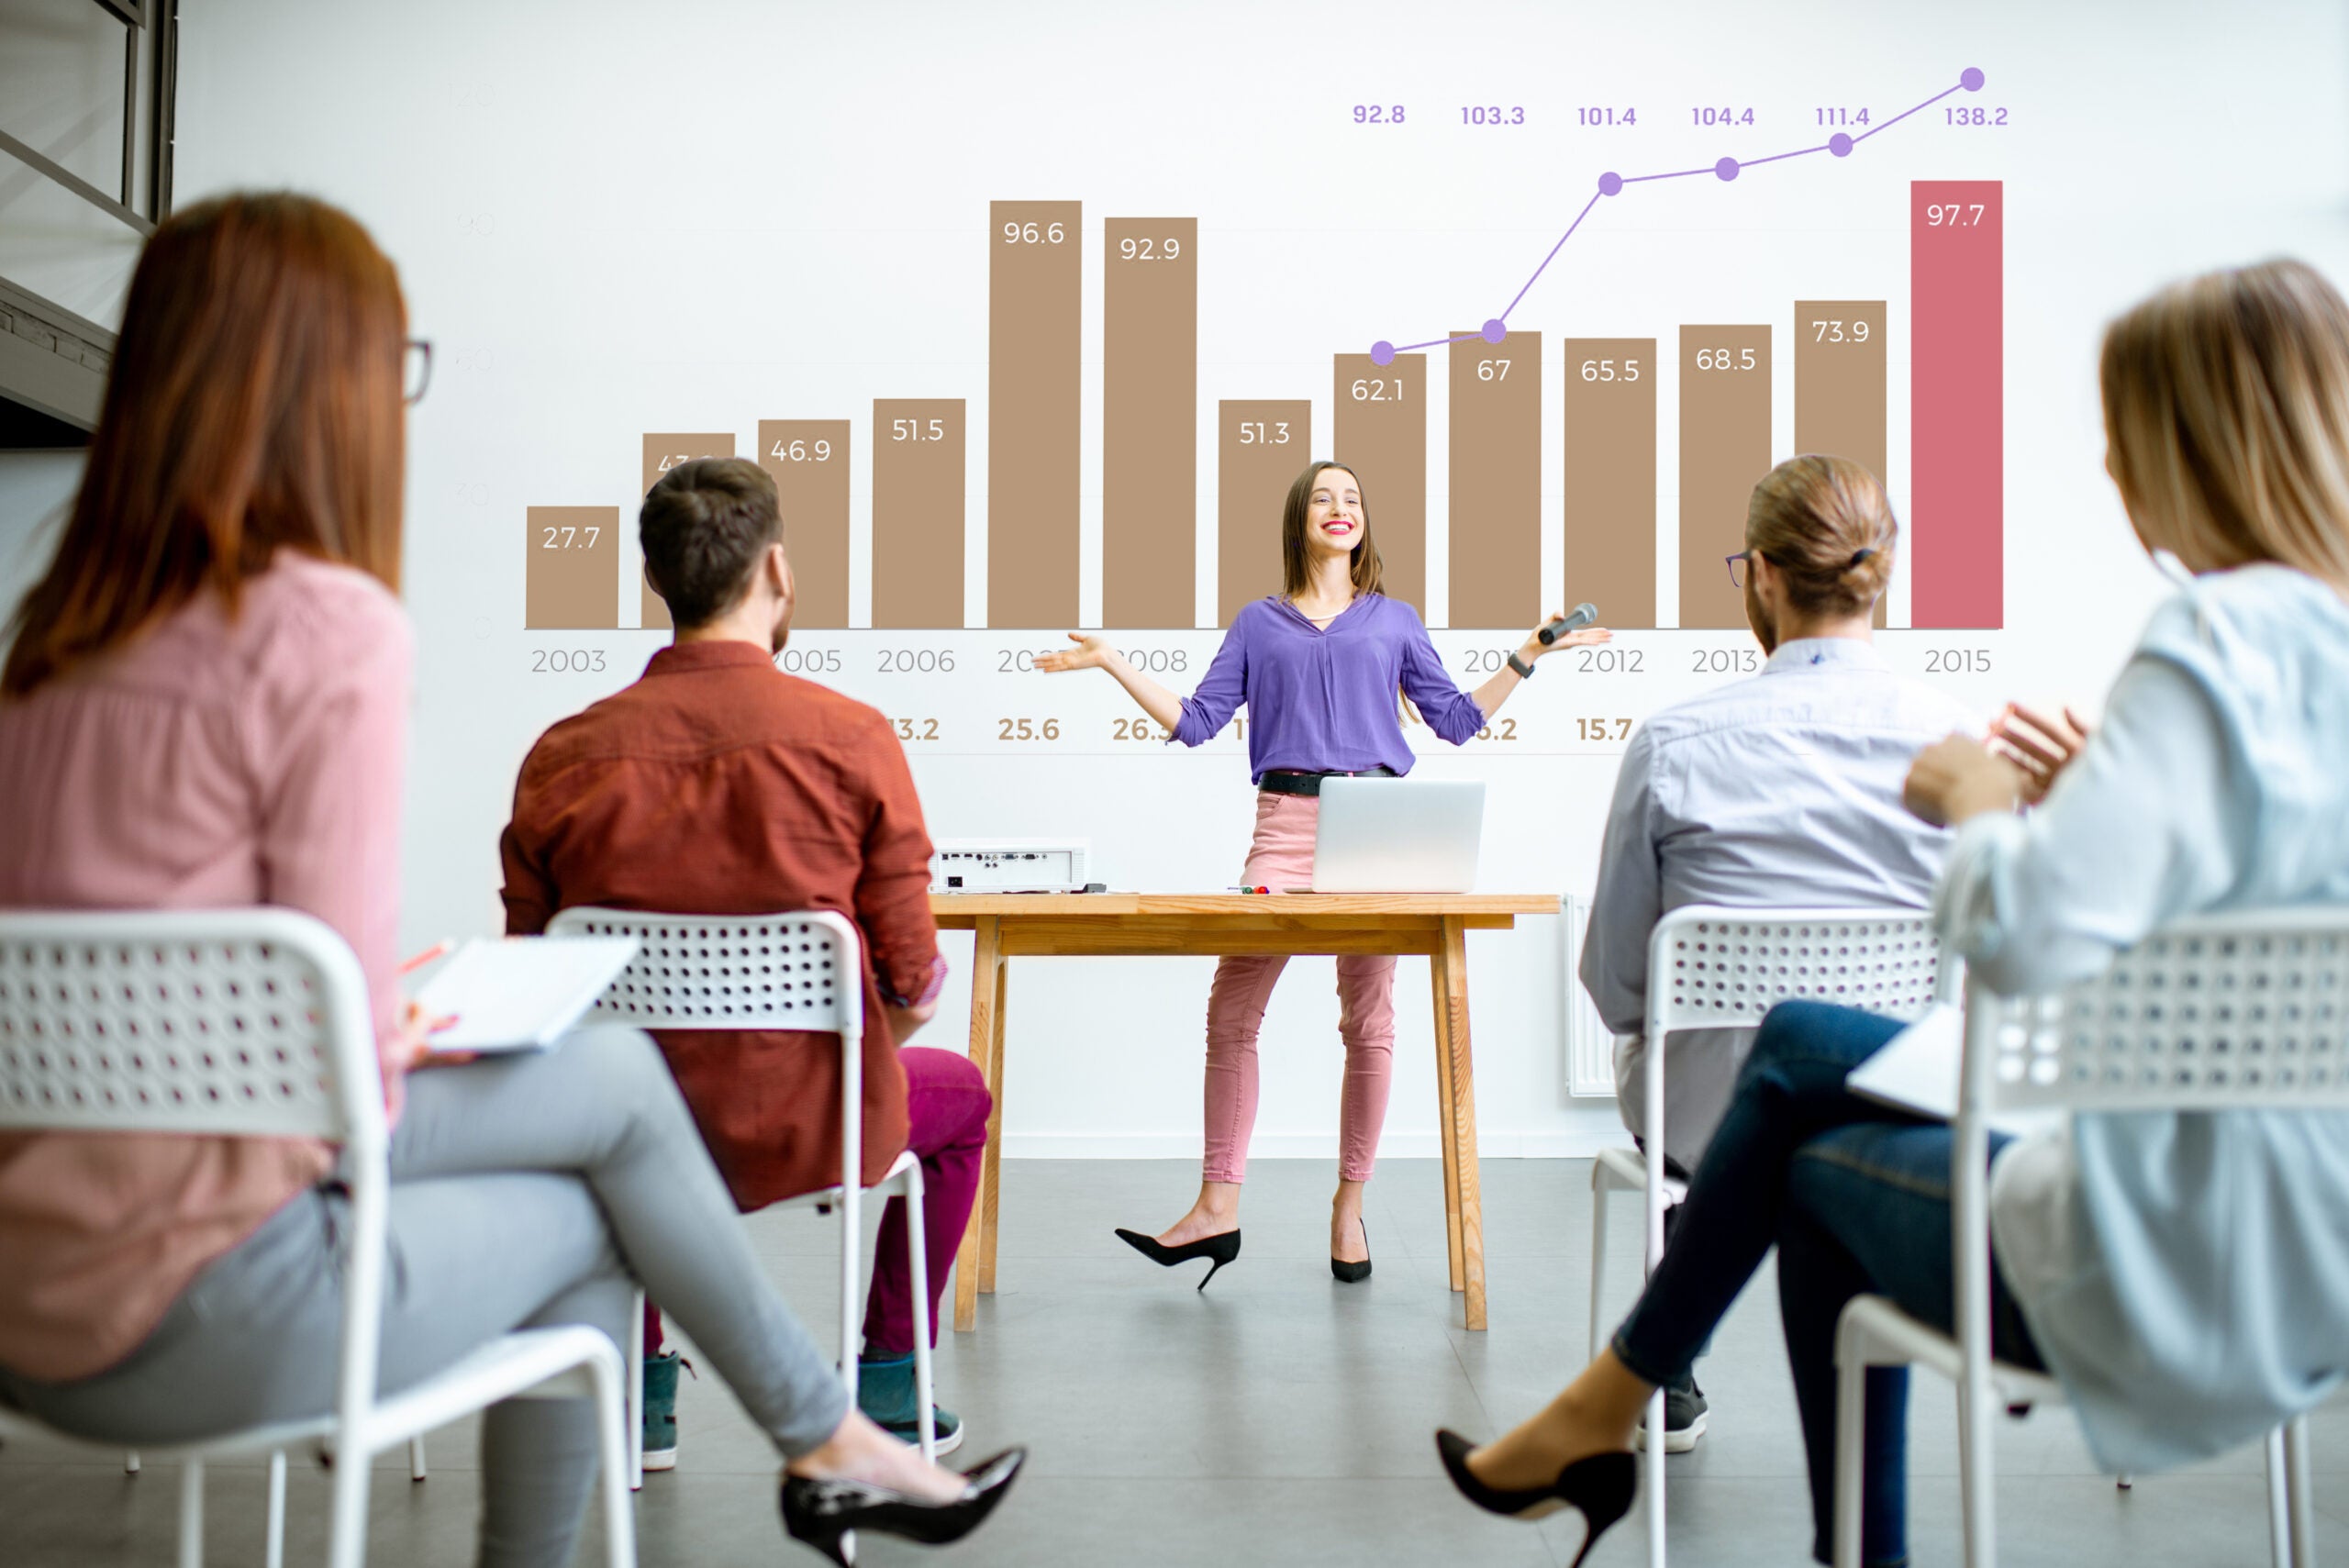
977, 958, 1008, 1294
954, 917, 1002, 1332
1438, 917, 1486, 1330
1429, 952, 1464, 1293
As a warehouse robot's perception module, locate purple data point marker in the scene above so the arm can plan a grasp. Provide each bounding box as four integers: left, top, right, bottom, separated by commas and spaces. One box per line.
1961, 67, 1985, 91
1829, 132, 1854, 157
1481, 318, 1507, 343
1715, 156, 1739, 181
1370, 340, 1396, 367
1598, 171, 1623, 195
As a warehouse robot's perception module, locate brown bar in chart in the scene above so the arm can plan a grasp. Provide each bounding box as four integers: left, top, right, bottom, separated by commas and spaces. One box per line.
757, 419, 850, 630
873, 399, 966, 628
1677, 327, 1772, 629
1560, 339, 1657, 629
1334, 352, 1426, 616
640, 432, 736, 629
1450, 330, 1542, 628
1103, 217, 1197, 628
1218, 400, 1309, 625
1793, 300, 1889, 628
526, 506, 621, 629
988, 200, 1081, 628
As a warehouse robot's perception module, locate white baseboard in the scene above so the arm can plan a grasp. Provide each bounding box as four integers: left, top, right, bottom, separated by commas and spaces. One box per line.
999, 1129, 1637, 1161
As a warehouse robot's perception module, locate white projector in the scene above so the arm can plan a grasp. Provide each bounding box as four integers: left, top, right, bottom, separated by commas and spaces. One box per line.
930, 840, 1091, 895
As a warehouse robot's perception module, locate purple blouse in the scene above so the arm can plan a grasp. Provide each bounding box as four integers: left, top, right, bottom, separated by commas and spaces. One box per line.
1170, 594, 1487, 781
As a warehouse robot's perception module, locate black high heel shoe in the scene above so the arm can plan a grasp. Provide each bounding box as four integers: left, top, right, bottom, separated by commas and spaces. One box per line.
780, 1446, 1026, 1566
1331, 1218, 1372, 1284
1113, 1227, 1241, 1289
1433, 1429, 1634, 1568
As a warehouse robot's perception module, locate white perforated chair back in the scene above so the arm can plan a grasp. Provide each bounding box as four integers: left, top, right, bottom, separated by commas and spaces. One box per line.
1972, 906, 2349, 1114
1646, 904, 1950, 1041
0, 908, 382, 1149
544, 908, 863, 1038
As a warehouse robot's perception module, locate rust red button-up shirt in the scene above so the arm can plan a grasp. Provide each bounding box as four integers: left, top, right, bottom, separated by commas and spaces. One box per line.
500, 640, 944, 1208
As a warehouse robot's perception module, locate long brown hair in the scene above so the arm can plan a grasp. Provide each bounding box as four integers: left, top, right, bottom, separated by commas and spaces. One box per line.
1745, 454, 1897, 617
2100, 259, 2349, 585
3, 192, 407, 696
1279, 460, 1384, 599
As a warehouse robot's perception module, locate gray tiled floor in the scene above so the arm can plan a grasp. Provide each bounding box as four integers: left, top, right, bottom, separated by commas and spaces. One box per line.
3, 1158, 2342, 1565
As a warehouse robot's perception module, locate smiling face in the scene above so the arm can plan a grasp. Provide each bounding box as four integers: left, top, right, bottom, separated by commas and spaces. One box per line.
1301, 465, 1366, 560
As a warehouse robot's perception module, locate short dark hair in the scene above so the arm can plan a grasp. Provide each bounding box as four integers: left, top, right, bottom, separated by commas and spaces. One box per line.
640, 456, 781, 628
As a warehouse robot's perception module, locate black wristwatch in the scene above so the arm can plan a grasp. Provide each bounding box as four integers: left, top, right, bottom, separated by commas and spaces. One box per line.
1507, 649, 1537, 679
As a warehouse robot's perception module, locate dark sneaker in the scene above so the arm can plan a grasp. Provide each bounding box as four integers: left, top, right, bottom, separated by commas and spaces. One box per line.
1638, 1375, 1709, 1453
857, 1351, 964, 1457
641, 1351, 686, 1472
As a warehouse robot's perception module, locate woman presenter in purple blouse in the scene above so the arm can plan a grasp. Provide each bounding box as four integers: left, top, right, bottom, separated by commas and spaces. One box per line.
1038, 460, 1609, 1284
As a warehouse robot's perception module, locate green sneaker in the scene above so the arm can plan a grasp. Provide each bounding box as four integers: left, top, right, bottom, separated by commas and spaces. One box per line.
856, 1351, 963, 1456
641, 1351, 684, 1472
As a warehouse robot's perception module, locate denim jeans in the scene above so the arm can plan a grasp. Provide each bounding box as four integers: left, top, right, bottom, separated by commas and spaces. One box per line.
1611, 1001, 2043, 1567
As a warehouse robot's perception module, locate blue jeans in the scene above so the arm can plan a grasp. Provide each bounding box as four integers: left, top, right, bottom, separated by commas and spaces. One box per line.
1611, 1002, 2044, 1567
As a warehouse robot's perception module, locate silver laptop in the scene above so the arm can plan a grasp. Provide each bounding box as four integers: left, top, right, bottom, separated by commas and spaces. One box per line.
1304, 777, 1486, 894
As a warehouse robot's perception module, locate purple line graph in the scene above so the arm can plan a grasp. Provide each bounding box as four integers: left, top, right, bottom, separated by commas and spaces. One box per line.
1367, 68, 1986, 365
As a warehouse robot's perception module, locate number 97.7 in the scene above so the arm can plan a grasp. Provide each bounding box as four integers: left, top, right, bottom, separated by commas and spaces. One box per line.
1353, 104, 1404, 125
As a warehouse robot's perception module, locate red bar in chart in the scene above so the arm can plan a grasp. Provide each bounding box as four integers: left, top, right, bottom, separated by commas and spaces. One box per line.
1911, 180, 2002, 629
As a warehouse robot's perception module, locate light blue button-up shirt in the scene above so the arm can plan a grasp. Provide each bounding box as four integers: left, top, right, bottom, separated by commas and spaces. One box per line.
1580, 638, 1977, 1164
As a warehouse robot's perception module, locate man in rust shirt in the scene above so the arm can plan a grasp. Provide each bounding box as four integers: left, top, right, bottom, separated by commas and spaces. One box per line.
501, 457, 986, 1462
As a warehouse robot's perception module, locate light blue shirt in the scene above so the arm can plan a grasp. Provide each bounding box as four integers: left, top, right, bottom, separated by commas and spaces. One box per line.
1939, 563, 2349, 1473
1581, 638, 1976, 1163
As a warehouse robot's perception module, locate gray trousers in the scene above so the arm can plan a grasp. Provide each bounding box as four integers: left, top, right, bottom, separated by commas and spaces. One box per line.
0, 1026, 850, 1568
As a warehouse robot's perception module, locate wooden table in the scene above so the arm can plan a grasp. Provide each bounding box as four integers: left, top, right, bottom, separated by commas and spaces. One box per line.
931, 893, 1559, 1332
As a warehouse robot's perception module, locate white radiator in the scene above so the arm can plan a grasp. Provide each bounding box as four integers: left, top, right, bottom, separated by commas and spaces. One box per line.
1562, 895, 1619, 1097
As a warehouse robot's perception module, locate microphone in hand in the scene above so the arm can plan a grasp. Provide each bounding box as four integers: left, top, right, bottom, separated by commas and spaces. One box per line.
1537, 603, 1600, 646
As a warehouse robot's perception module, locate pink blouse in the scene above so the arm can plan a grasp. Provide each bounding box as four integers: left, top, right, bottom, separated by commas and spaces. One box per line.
0, 553, 411, 1381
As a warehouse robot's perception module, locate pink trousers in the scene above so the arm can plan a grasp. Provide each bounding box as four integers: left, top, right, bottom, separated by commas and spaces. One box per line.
1202, 791, 1397, 1184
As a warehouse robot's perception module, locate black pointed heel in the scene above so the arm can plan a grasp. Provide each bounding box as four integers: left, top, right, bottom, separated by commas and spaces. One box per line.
1330, 1218, 1372, 1284
1113, 1227, 1241, 1290
779, 1446, 1026, 1566
1433, 1429, 1634, 1568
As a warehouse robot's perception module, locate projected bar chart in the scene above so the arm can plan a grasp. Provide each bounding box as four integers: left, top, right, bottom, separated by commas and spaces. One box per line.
873, 400, 966, 628
1103, 217, 1198, 628
1562, 339, 1657, 629
519, 72, 2006, 638
1451, 329, 1541, 628
1219, 400, 1308, 624
1334, 351, 1427, 615
640, 433, 735, 629
759, 420, 850, 629
989, 201, 1081, 628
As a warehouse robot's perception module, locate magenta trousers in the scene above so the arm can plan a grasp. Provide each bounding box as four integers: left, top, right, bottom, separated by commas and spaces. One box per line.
1203, 791, 1397, 1184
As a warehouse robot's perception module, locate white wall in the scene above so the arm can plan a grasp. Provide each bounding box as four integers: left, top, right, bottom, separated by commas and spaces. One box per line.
0, 450, 79, 618
158, 0, 2349, 1160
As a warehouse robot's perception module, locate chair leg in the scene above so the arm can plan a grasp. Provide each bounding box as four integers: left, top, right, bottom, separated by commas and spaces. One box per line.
1831, 1329, 1869, 1568
592, 1348, 640, 1568
264, 1450, 287, 1568
627, 1289, 646, 1490
408, 1434, 427, 1482
905, 1165, 937, 1463
2285, 1416, 2314, 1568
840, 1185, 863, 1402
327, 1430, 373, 1568
1587, 1168, 1610, 1364
177, 1460, 205, 1568
2267, 1427, 2292, 1568
2116, 1473, 2133, 1491
124, 1449, 140, 1474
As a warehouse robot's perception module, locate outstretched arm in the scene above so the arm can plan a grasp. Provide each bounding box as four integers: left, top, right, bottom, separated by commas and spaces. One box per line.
1467, 614, 1613, 720
1035, 633, 1184, 731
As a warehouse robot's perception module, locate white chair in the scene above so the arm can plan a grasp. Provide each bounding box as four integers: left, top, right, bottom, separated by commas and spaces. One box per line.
1833, 907, 2336, 1568
1586, 905, 1952, 1568
0, 909, 635, 1568
547, 907, 938, 1463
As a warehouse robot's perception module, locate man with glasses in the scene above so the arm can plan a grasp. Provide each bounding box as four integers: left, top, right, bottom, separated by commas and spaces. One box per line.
1578, 454, 1976, 1451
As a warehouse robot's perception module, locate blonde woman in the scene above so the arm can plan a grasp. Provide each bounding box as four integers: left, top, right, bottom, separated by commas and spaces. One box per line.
1040, 460, 1609, 1283
1436, 259, 2349, 1568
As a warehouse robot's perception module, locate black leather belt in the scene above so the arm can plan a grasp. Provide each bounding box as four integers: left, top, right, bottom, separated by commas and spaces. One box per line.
1257, 766, 1398, 798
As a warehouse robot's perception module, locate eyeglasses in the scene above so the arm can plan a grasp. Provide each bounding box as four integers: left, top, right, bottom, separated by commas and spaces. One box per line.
403, 338, 433, 406
1725, 549, 1774, 588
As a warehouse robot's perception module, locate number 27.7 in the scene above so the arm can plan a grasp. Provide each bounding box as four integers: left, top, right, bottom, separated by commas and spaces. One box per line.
540, 525, 600, 549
